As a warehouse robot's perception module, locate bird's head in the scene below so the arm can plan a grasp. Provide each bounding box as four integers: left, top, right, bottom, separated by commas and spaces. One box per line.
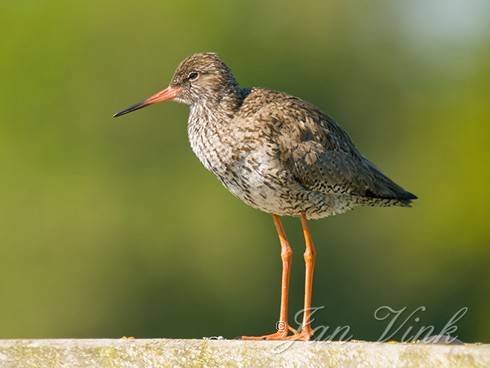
113, 52, 239, 118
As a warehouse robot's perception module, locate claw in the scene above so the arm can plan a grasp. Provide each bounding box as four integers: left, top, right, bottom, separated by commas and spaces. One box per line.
242, 325, 312, 341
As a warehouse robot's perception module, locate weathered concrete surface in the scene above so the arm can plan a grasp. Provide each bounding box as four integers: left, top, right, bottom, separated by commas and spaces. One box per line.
0, 339, 489, 368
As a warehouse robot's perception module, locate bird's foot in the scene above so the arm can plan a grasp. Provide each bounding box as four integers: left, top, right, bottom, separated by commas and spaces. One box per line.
241, 331, 289, 340
283, 328, 313, 341
242, 324, 313, 341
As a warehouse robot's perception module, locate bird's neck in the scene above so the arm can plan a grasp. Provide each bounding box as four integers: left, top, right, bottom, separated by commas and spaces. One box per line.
188, 86, 245, 131
186, 87, 244, 172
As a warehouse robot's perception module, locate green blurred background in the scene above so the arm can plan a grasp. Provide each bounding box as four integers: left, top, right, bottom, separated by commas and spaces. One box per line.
1, 0, 489, 342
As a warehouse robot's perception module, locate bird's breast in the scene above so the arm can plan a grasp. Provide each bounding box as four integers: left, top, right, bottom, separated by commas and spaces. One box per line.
187, 117, 299, 214
187, 116, 232, 175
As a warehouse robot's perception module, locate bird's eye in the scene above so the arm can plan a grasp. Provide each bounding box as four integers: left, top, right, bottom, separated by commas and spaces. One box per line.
188, 72, 199, 81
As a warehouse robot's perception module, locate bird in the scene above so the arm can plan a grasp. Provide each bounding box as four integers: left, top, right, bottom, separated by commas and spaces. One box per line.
113, 52, 416, 341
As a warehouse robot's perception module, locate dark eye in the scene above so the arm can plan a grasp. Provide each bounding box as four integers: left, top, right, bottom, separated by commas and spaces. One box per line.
188, 71, 199, 81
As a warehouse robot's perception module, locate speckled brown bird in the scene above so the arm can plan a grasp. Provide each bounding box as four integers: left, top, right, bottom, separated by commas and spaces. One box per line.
114, 52, 416, 340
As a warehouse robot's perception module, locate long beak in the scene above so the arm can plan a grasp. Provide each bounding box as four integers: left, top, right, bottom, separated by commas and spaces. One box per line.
113, 85, 181, 118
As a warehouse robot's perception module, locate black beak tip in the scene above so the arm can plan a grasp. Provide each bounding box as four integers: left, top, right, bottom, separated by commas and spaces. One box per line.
112, 101, 147, 119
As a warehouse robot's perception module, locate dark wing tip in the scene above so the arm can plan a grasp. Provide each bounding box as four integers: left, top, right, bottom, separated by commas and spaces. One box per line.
398, 191, 417, 207
364, 188, 418, 203
401, 191, 418, 201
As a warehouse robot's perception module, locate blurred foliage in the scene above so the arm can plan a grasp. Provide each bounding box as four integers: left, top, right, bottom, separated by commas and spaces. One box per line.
0, 0, 489, 341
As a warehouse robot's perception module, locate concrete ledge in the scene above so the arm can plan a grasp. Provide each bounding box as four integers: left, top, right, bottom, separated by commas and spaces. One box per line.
0, 339, 489, 368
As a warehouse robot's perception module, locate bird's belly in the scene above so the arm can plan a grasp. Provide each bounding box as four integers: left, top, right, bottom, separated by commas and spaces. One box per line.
225, 173, 286, 212
218, 151, 302, 215
220, 156, 360, 219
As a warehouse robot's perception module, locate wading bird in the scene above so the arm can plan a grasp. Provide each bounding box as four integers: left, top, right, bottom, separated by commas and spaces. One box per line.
114, 52, 416, 340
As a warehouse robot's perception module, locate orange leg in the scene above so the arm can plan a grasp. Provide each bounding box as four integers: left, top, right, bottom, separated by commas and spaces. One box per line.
242, 214, 296, 340
296, 213, 317, 340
